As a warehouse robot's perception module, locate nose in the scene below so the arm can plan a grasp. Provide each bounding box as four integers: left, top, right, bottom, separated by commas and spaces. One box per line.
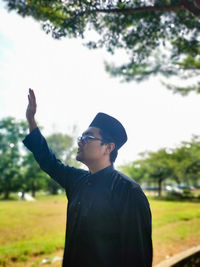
78, 140, 84, 147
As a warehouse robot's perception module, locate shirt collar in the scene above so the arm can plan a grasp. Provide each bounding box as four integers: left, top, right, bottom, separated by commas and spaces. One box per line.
88, 164, 114, 183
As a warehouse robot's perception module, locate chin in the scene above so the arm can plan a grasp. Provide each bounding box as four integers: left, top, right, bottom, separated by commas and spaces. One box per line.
76, 155, 88, 166
76, 154, 83, 162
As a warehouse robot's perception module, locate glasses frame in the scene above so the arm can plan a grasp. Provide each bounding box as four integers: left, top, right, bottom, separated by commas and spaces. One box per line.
77, 135, 104, 145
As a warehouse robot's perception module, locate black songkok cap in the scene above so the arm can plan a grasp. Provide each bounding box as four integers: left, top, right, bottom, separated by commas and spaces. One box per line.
89, 112, 127, 149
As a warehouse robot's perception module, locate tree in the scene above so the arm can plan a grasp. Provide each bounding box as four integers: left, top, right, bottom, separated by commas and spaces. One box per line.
119, 160, 148, 184
120, 135, 200, 197
119, 149, 175, 196
0, 117, 27, 199
171, 136, 200, 187
47, 133, 74, 164
142, 149, 176, 196
3, 0, 200, 95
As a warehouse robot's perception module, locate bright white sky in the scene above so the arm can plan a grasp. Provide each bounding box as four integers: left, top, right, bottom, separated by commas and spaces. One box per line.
1, 0, 200, 166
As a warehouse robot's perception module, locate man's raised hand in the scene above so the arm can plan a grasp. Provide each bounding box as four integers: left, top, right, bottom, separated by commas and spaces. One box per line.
26, 88, 37, 132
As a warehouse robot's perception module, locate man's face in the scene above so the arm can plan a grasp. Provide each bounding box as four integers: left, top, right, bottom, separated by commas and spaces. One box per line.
76, 127, 108, 165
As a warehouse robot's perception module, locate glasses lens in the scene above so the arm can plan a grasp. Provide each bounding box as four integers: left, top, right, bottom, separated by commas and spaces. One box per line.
77, 135, 101, 144
77, 136, 82, 143
77, 136, 87, 144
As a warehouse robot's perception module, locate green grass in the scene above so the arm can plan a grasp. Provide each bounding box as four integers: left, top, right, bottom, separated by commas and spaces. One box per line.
149, 197, 200, 264
0, 194, 67, 266
149, 198, 200, 227
0, 194, 200, 266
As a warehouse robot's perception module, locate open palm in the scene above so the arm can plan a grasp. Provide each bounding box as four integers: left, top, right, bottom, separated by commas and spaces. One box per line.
26, 88, 37, 122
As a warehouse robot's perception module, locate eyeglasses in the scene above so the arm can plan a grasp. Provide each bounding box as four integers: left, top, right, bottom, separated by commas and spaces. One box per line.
77, 135, 104, 145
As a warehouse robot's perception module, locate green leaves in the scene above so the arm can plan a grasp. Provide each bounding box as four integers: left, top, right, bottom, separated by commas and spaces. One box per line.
0, 117, 78, 198
120, 136, 200, 195
0, 117, 28, 199
4, 0, 200, 94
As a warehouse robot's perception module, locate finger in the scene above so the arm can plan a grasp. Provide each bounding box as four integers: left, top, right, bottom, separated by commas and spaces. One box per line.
28, 91, 33, 105
29, 88, 33, 97
29, 88, 36, 106
30, 89, 36, 103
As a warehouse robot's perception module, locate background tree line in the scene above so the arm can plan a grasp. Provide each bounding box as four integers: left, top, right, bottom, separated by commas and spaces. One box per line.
120, 136, 200, 196
1, 116, 200, 200
0, 117, 80, 199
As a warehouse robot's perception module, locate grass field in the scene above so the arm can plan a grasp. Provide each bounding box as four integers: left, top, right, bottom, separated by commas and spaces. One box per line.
0, 194, 200, 266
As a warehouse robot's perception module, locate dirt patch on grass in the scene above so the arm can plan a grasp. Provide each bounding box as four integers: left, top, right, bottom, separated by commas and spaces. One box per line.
153, 237, 200, 266
2, 250, 63, 267
4, 236, 200, 267
152, 218, 200, 265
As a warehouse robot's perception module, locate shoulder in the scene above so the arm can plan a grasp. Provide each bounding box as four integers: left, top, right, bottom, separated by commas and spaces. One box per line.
110, 169, 149, 205
60, 165, 89, 181
111, 169, 141, 191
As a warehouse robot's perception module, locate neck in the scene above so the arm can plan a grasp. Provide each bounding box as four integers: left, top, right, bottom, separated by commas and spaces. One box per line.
87, 161, 112, 174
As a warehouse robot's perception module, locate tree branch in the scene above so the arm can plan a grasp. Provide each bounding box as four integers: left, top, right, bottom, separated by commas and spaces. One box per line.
94, 4, 184, 14
88, 1, 200, 18
181, 0, 200, 17
61, 1, 200, 24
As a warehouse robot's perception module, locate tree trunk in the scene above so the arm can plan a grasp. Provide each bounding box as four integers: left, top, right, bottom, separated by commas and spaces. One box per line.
31, 182, 36, 197
52, 186, 58, 195
22, 191, 25, 200
4, 190, 10, 199
31, 189, 36, 197
158, 178, 162, 197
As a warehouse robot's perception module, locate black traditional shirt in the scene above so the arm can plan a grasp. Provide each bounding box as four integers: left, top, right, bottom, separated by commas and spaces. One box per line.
23, 128, 152, 267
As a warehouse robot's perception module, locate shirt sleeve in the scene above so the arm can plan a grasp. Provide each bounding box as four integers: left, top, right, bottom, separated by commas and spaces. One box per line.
118, 184, 153, 267
23, 127, 88, 198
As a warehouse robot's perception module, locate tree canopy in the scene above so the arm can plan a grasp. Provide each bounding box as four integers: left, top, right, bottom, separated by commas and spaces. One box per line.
4, 0, 200, 95
0, 116, 78, 199
121, 135, 200, 196
0, 117, 27, 199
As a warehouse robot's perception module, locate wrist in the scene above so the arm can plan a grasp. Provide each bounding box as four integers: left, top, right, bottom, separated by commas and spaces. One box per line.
27, 117, 35, 124
27, 118, 37, 132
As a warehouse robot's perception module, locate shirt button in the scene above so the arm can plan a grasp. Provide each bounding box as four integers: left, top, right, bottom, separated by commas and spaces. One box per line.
78, 202, 80, 205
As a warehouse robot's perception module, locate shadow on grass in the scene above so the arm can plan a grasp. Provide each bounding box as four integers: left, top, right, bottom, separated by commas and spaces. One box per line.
149, 195, 200, 203
0, 196, 18, 201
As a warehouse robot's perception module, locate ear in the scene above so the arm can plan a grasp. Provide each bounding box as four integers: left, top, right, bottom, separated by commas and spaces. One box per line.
105, 143, 115, 155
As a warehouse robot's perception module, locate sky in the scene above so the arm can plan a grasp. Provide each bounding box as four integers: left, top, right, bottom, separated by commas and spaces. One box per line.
1, 1, 200, 166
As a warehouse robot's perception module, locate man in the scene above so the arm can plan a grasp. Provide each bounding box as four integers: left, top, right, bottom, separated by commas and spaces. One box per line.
23, 88, 152, 267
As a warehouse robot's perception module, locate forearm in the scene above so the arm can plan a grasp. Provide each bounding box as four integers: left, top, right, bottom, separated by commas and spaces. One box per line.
27, 118, 37, 133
